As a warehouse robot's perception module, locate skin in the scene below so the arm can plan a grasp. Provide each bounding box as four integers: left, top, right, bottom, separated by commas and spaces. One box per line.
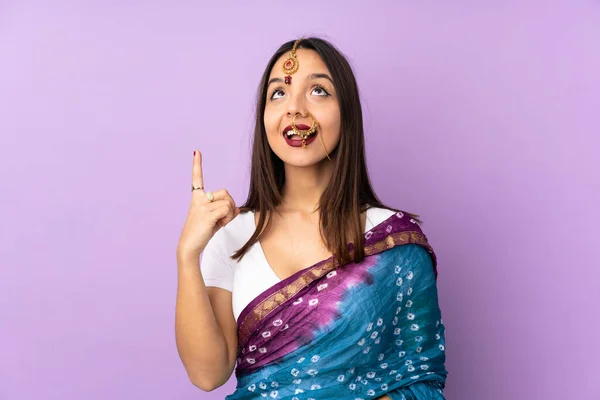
257, 48, 347, 279
177, 49, 390, 398
262, 48, 391, 400
264, 48, 341, 214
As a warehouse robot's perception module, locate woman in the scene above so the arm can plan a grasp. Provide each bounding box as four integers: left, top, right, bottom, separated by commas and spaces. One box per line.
175, 37, 448, 399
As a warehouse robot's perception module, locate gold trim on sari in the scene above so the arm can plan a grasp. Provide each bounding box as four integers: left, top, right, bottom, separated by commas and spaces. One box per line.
237, 230, 434, 346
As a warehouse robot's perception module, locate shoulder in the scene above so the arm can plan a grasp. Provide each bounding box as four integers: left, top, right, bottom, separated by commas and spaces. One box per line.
366, 205, 420, 231
219, 209, 253, 237
367, 205, 426, 230
206, 210, 255, 260
366, 206, 397, 227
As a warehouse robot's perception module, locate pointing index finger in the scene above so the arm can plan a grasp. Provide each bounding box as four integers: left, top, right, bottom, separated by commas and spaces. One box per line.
192, 150, 204, 193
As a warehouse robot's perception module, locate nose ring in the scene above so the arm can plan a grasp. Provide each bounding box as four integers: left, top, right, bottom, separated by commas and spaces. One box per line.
291, 112, 319, 148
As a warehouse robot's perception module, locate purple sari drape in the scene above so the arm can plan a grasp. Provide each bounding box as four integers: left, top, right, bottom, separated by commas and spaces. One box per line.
227, 210, 447, 399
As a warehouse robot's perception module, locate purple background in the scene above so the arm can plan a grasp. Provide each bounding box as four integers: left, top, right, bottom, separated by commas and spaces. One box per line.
1, 1, 598, 399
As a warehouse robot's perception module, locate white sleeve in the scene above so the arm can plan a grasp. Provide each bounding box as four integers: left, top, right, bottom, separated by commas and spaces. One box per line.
199, 230, 234, 292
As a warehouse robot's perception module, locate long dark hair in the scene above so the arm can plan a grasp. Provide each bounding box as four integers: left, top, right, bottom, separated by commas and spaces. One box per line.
232, 37, 419, 267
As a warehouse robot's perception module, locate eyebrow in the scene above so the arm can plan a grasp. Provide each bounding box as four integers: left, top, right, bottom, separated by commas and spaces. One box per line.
267, 73, 334, 87
308, 73, 334, 84
267, 77, 284, 87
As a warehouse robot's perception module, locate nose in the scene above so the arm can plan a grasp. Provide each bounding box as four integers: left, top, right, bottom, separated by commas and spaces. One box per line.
286, 90, 308, 118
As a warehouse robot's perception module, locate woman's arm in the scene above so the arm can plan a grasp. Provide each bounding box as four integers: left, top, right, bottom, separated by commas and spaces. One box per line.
381, 244, 448, 399
175, 254, 238, 391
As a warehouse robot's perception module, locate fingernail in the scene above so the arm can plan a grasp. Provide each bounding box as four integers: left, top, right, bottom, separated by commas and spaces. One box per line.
193, 151, 196, 156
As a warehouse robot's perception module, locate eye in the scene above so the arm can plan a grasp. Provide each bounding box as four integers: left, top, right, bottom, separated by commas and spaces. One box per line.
270, 88, 285, 100
311, 85, 330, 96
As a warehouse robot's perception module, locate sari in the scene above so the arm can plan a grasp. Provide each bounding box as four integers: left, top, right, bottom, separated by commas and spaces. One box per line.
226, 211, 447, 399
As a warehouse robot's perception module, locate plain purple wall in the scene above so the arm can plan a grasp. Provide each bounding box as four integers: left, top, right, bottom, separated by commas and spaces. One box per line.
1, 1, 598, 399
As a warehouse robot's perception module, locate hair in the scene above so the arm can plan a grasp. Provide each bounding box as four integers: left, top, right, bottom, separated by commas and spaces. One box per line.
231, 37, 420, 267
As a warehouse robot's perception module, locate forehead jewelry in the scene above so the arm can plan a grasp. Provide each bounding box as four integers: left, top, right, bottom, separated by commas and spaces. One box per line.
282, 39, 301, 85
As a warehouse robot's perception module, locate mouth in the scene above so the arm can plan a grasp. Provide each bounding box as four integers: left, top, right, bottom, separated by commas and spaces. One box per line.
282, 124, 318, 147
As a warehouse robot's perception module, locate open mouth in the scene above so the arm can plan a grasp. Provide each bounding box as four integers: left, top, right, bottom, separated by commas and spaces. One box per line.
282, 124, 318, 147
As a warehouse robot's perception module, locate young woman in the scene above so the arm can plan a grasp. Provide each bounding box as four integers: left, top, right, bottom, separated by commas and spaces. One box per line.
175, 37, 448, 399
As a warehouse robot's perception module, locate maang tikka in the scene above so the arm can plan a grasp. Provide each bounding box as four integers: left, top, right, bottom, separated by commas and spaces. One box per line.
283, 39, 332, 161
282, 39, 301, 85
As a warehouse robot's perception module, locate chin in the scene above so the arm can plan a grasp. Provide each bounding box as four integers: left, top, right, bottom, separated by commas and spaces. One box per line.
267, 132, 339, 166
273, 148, 330, 167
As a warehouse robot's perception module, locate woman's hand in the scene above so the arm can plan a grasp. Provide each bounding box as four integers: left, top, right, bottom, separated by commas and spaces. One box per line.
176, 150, 239, 261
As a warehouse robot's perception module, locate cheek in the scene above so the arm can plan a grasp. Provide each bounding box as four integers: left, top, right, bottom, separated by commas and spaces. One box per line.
321, 111, 341, 140
263, 110, 279, 135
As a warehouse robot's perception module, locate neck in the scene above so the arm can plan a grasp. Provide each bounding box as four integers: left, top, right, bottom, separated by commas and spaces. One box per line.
279, 160, 333, 214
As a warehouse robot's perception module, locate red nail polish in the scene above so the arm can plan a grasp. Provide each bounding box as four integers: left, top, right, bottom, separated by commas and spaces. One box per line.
194, 151, 196, 156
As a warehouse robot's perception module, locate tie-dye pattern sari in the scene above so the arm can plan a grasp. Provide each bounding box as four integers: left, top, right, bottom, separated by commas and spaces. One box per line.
226, 210, 448, 399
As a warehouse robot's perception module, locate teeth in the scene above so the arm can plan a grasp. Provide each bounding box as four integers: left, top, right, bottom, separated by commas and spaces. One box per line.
285, 130, 317, 138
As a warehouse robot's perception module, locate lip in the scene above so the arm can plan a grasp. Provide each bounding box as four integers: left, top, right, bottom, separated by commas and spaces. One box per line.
282, 124, 318, 147
283, 124, 311, 134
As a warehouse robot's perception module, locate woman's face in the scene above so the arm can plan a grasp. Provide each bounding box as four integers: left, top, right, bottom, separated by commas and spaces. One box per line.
264, 49, 341, 167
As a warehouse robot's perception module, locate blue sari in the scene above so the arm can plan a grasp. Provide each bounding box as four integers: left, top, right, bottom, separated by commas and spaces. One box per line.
227, 211, 447, 399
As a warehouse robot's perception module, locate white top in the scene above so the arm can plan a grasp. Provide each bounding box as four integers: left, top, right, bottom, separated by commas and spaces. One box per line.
200, 206, 396, 322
